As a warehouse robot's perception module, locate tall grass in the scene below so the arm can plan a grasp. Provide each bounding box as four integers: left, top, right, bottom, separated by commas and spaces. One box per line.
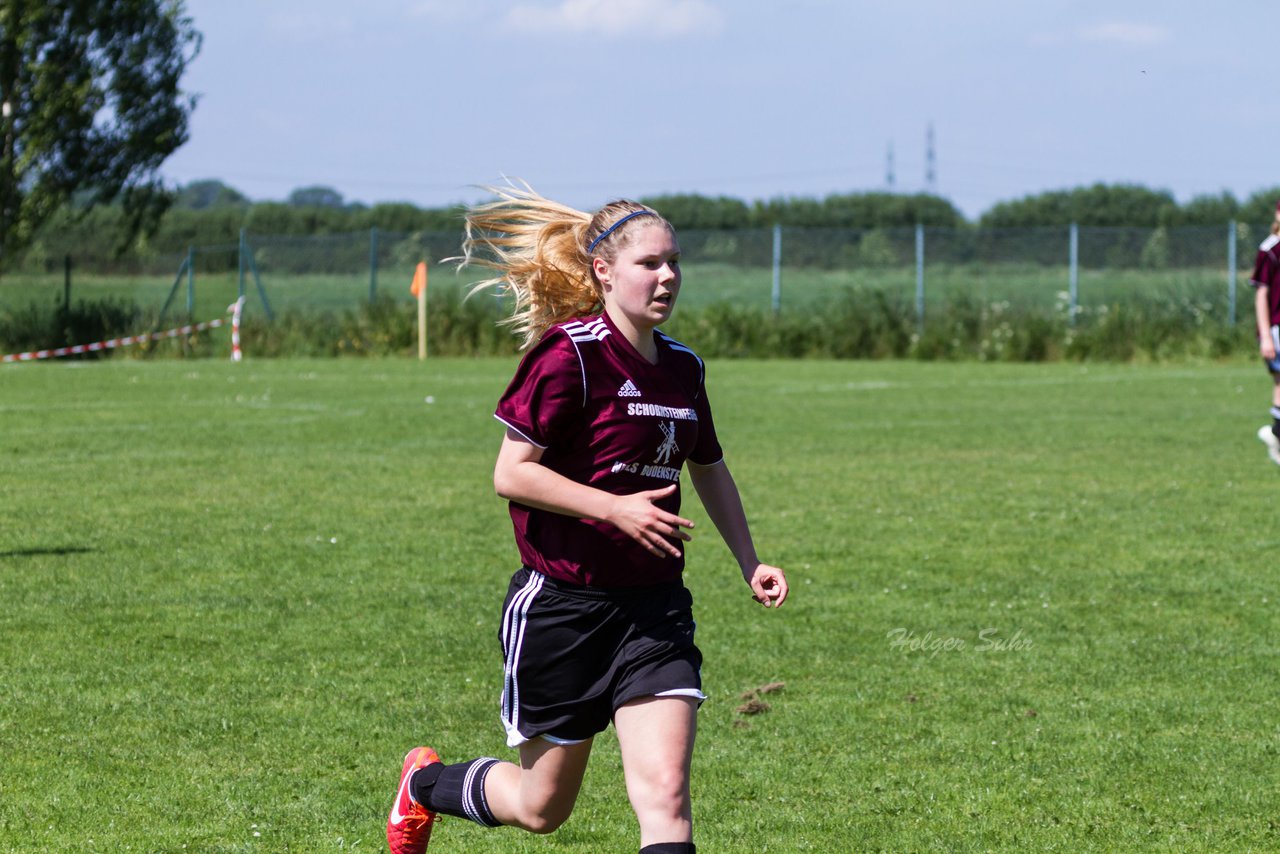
1, 284, 1256, 364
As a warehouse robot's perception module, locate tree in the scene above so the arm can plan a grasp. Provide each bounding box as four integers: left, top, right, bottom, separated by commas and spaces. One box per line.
640, 194, 752, 230
754, 192, 964, 228
1160, 191, 1238, 227
244, 201, 304, 235
287, 185, 345, 209
0, 1, 200, 268
175, 179, 248, 210
979, 183, 1176, 228
1241, 188, 1280, 226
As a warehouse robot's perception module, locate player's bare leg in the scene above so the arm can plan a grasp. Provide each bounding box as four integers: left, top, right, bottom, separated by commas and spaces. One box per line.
1261, 373, 1280, 465
614, 696, 698, 848
481, 737, 594, 833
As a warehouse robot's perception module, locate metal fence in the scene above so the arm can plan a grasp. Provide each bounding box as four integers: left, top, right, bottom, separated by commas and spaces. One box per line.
1, 223, 1261, 327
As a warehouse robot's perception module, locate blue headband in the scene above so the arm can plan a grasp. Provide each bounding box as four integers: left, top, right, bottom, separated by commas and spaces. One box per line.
587, 210, 658, 253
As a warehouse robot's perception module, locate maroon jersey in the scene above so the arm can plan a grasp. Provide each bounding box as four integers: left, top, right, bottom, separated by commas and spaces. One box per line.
1251, 235, 1280, 326
494, 311, 723, 587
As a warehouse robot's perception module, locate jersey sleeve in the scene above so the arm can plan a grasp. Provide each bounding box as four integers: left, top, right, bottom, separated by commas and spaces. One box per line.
494, 330, 584, 448
1252, 237, 1280, 288
1251, 247, 1272, 289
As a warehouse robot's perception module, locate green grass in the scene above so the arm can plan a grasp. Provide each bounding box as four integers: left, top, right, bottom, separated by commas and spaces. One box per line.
2, 357, 1278, 852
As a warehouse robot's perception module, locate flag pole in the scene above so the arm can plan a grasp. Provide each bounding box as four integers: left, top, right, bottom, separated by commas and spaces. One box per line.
411, 260, 428, 361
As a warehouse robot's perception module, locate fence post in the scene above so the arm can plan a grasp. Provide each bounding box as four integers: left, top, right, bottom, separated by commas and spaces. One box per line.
369, 227, 379, 302
156, 253, 191, 328
186, 246, 195, 314
238, 229, 247, 301
240, 230, 275, 322
771, 223, 782, 315
915, 223, 925, 331
1228, 220, 1237, 325
1069, 223, 1079, 324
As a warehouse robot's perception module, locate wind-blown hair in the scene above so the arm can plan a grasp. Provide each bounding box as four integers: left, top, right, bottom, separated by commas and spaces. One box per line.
460, 181, 670, 349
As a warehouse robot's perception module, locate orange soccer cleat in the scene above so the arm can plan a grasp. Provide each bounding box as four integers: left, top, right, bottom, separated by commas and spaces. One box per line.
387, 746, 442, 854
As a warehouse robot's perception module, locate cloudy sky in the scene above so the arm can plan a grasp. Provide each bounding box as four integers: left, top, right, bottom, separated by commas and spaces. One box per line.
162, 0, 1271, 218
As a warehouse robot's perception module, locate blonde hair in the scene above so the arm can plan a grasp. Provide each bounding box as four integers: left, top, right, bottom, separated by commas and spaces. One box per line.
460, 181, 669, 349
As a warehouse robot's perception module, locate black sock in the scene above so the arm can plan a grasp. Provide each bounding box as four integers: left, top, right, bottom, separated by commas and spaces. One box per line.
1270, 406, 1280, 439
411, 758, 503, 827
639, 844, 695, 853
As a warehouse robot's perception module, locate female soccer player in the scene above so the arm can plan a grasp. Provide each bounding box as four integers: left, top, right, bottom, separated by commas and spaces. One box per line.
386, 184, 788, 854
1253, 202, 1280, 466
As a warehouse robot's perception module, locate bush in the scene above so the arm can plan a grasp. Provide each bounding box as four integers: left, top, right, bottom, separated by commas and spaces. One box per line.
0, 297, 144, 356
226, 292, 522, 358
1, 286, 1256, 364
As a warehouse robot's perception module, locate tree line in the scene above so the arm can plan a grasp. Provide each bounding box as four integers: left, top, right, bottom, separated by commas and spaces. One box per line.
13, 179, 1280, 273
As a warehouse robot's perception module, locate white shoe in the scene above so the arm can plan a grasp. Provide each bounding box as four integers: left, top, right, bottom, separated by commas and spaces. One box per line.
1258, 426, 1280, 466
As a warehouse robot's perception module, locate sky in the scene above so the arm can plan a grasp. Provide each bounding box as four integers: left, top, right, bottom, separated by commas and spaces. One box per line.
161, 0, 1274, 220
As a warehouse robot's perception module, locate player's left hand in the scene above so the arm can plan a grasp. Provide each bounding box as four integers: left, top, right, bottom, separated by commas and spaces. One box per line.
745, 563, 788, 608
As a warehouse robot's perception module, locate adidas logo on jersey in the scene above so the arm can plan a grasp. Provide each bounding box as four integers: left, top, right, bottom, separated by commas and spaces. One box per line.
617, 379, 642, 397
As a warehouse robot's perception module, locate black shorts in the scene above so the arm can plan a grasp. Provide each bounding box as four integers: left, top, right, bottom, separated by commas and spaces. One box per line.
498, 567, 704, 747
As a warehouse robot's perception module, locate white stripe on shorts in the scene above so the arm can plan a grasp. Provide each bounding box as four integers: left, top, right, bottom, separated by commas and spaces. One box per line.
501, 571, 544, 743
654, 687, 708, 701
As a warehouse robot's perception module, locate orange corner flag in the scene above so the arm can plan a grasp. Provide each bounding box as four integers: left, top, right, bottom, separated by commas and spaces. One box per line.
410, 261, 428, 298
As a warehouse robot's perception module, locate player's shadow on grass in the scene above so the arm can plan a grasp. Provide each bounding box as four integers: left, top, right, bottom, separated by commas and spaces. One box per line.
0, 547, 95, 558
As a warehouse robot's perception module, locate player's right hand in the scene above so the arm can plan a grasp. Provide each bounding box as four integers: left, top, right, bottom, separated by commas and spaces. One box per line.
1263, 339, 1277, 361
608, 483, 694, 558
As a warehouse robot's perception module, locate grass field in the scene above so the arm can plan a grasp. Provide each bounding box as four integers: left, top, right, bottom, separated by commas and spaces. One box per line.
2, 356, 1278, 852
